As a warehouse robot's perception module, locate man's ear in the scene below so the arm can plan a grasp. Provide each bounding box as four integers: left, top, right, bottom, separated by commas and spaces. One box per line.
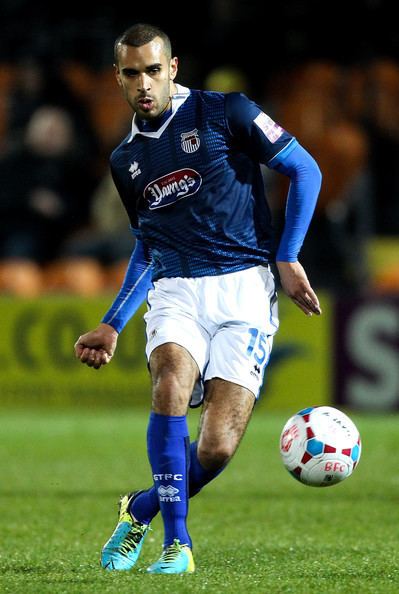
170, 57, 178, 80
114, 64, 122, 87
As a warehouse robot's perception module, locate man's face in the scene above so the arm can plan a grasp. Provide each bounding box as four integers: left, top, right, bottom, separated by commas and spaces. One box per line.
115, 37, 178, 120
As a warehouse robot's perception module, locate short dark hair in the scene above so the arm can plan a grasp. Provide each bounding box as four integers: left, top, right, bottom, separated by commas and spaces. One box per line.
114, 23, 172, 63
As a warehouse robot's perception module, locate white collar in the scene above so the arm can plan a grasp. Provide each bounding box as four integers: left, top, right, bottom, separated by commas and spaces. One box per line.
127, 84, 190, 142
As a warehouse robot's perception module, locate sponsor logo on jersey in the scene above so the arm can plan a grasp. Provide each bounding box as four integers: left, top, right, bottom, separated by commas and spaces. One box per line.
180, 128, 200, 153
144, 168, 202, 210
254, 112, 284, 143
129, 161, 141, 179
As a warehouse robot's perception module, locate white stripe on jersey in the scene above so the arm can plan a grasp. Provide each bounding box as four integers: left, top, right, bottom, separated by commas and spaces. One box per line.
106, 263, 152, 325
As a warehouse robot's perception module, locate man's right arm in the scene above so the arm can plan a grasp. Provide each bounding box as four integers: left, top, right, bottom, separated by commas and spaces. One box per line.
101, 238, 153, 332
74, 238, 153, 368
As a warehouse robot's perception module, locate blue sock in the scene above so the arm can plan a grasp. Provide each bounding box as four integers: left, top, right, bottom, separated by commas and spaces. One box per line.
131, 440, 224, 527
146, 411, 191, 548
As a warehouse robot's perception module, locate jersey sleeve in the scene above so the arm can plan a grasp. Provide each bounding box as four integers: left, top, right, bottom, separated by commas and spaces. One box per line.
269, 142, 322, 261
225, 92, 296, 164
101, 239, 152, 332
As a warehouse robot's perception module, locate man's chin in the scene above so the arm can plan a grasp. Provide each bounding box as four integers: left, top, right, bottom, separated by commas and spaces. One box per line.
136, 102, 159, 120
137, 112, 157, 121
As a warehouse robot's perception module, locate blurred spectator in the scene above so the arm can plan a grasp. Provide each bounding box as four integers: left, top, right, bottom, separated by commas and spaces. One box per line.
362, 59, 399, 236
61, 169, 135, 266
5, 56, 100, 159
0, 259, 43, 296
300, 121, 372, 292
264, 61, 372, 293
0, 105, 96, 264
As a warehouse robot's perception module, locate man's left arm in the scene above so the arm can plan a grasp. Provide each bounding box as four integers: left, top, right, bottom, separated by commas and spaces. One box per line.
269, 143, 322, 316
224, 93, 322, 315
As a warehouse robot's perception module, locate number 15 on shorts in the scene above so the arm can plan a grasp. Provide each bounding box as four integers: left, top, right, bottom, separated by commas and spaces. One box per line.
246, 327, 270, 367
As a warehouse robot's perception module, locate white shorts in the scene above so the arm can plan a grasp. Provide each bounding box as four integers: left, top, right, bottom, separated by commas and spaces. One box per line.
144, 265, 279, 406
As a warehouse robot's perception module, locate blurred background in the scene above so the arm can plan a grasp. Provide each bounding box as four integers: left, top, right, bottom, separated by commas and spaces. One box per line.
0, 0, 398, 411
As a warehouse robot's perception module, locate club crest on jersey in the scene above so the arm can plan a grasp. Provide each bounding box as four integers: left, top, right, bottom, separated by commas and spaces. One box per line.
129, 161, 141, 180
144, 168, 202, 210
180, 128, 200, 153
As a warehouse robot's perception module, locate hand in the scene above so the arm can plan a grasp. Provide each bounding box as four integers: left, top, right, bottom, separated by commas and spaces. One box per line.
74, 323, 119, 369
276, 261, 322, 317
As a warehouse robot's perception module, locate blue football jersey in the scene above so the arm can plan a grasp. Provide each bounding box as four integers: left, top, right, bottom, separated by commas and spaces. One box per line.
110, 84, 297, 280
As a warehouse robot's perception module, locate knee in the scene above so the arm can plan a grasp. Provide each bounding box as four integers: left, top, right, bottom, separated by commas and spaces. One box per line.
152, 371, 190, 415
197, 440, 234, 471
153, 370, 183, 397
149, 344, 199, 414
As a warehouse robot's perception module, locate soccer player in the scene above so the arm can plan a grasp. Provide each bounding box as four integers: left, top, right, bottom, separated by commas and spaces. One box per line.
74, 23, 322, 574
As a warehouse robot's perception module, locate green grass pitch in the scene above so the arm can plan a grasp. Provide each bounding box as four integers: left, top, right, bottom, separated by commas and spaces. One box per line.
1, 408, 398, 593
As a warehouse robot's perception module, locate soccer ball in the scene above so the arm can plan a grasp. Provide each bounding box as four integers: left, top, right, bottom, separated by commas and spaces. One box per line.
279, 406, 361, 487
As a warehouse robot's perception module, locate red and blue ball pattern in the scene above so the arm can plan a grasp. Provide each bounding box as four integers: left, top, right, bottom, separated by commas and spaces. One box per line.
280, 406, 361, 486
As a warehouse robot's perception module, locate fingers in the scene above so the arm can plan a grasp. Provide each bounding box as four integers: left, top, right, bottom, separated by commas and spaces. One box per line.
292, 289, 322, 316
303, 290, 322, 315
76, 345, 112, 369
292, 298, 315, 316
276, 260, 322, 317
305, 286, 322, 314
73, 328, 116, 369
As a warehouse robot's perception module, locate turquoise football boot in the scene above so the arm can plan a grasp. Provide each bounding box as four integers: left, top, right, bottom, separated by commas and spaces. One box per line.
147, 539, 195, 574
101, 491, 150, 570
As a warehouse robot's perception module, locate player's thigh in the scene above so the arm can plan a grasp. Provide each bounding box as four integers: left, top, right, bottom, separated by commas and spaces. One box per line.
145, 276, 210, 382
204, 265, 278, 399
149, 342, 200, 415
197, 378, 255, 468
205, 323, 274, 400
